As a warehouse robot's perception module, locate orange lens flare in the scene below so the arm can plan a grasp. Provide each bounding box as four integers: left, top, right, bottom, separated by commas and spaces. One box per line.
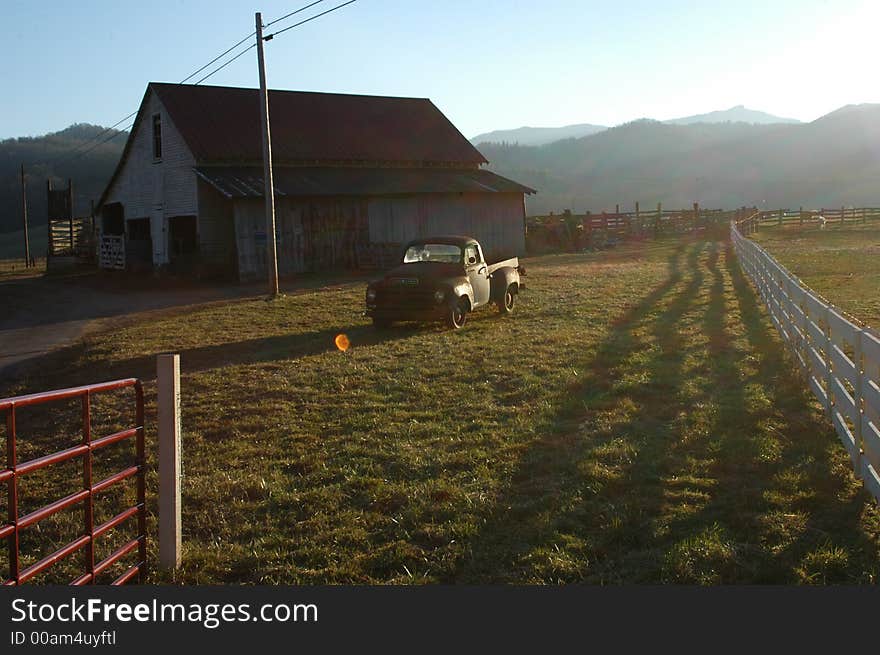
334, 333, 350, 352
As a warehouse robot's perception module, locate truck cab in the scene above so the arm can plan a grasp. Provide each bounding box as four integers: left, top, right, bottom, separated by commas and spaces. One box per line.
365, 235, 523, 329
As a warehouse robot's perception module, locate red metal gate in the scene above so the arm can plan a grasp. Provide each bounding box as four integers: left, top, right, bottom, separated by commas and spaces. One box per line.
1, 379, 146, 585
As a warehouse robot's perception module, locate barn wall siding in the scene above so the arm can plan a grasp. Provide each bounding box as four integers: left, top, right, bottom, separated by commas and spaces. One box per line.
101, 90, 197, 265
196, 180, 236, 274
234, 192, 525, 280
367, 193, 525, 260
234, 197, 369, 281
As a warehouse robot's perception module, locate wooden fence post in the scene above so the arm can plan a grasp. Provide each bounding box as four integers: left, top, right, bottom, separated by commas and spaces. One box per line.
158, 353, 182, 570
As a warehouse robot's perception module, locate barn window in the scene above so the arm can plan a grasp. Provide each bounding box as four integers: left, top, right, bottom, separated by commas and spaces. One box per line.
152, 114, 162, 160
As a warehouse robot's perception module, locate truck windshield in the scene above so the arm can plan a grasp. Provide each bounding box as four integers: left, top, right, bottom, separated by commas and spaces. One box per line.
403, 243, 462, 264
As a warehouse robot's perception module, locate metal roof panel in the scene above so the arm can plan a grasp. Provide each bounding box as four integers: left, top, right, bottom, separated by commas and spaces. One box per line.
194, 166, 536, 197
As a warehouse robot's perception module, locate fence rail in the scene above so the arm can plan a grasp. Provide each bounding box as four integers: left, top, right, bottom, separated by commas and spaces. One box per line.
736, 207, 880, 233
731, 218, 880, 504
1, 379, 147, 585
526, 203, 741, 252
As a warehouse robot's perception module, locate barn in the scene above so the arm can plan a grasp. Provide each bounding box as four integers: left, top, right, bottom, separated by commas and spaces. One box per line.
95, 82, 534, 280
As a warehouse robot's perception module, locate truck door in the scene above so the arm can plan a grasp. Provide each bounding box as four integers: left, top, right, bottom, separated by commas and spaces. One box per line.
465, 243, 490, 308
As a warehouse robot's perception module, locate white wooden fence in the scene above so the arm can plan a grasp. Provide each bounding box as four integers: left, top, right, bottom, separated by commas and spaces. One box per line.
731, 219, 880, 504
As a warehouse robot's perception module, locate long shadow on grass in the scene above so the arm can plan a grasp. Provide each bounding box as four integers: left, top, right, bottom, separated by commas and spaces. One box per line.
650, 243, 879, 583
649, 242, 781, 582
718, 243, 877, 580
450, 240, 708, 582
1, 321, 429, 396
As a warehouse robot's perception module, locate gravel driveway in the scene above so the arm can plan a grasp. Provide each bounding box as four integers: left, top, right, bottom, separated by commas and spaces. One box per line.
0, 273, 250, 380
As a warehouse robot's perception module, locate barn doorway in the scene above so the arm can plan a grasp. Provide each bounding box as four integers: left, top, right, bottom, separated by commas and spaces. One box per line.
99, 202, 126, 270
126, 217, 152, 272
102, 202, 124, 236
168, 215, 198, 273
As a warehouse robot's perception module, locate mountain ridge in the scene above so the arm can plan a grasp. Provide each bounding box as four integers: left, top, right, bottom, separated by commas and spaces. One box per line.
471, 105, 803, 147
476, 103, 880, 214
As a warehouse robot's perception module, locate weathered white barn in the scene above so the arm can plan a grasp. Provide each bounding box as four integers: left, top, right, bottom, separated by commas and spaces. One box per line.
96, 82, 534, 279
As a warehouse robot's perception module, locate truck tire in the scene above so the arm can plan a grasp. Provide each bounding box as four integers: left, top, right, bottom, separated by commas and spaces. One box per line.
446, 298, 468, 329
497, 284, 516, 315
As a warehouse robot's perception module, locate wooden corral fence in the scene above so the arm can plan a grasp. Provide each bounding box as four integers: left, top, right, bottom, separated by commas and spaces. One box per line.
731, 216, 880, 505
526, 202, 743, 253
47, 178, 95, 269
736, 206, 880, 233
49, 216, 94, 261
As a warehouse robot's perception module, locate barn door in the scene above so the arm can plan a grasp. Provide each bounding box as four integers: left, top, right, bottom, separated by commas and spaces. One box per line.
278, 205, 305, 275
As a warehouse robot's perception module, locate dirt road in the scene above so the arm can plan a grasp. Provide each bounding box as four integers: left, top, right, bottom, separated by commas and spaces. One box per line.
0, 269, 372, 381
0, 273, 250, 379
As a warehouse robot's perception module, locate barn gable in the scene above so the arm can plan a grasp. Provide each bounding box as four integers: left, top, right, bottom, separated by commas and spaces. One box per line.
98, 86, 198, 268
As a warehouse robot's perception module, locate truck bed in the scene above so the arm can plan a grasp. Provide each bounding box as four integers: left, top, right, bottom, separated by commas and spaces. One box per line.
487, 257, 519, 275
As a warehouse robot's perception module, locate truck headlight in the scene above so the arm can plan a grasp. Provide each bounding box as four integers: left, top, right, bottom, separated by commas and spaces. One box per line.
366, 288, 377, 302
434, 289, 445, 304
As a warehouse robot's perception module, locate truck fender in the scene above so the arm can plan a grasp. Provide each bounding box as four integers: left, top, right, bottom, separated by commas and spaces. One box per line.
489, 266, 520, 302
451, 282, 474, 310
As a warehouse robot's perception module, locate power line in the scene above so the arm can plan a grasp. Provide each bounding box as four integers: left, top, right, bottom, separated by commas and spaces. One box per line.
37, 0, 358, 168
54, 123, 134, 168
266, 0, 327, 27
42, 27, 256, 166
194, 43, 257, 85
179, 31, 255, 84
265, 0, 358, 39
46, 111, 138, 167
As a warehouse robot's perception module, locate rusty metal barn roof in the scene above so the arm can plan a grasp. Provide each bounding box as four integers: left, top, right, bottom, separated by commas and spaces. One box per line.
151, 83, 487, 165
193, 166, 536, 198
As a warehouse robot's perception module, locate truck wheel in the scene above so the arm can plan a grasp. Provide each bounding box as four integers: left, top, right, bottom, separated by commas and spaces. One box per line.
446, 298, 468, 329
497, 285, 516, 315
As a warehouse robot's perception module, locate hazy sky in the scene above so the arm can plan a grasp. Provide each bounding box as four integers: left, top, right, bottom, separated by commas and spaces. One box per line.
2, 0, 878, 140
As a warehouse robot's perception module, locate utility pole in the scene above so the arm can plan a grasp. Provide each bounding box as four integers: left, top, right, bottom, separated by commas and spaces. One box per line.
20, 164, 30, 267
255, 12, 279, 297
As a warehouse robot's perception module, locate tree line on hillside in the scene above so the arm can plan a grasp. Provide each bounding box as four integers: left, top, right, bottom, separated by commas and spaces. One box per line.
477, 105, 880, 215
0, 124, 126, 234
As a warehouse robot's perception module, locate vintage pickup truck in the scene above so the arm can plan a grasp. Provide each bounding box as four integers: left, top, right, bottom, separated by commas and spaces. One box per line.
365, 235, 524, 329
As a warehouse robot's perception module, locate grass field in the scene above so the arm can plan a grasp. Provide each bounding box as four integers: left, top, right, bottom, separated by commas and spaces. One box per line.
2, 236, 879, 584
752, 223, 880, 328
